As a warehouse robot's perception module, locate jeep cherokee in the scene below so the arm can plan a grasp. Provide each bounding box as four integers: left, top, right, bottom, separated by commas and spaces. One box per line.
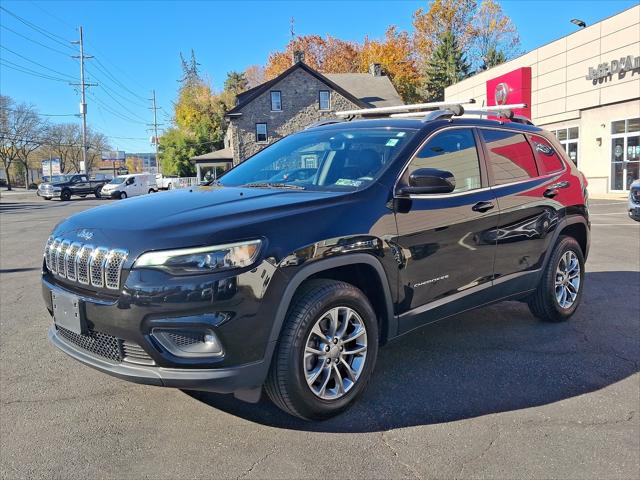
42, 111, 590, 420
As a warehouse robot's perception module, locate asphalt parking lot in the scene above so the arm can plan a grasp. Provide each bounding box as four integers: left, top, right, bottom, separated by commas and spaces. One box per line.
1, 192, 638, 480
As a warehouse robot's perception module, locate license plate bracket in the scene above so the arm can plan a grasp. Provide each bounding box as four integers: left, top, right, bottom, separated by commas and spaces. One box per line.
52, 290, 85, 334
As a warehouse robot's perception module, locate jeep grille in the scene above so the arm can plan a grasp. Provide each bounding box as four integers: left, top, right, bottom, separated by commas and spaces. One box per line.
44, 236, 128, 290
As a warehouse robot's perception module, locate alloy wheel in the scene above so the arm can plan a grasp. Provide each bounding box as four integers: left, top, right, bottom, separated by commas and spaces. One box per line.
555, 250, 581, 308
303, 306, 368, 400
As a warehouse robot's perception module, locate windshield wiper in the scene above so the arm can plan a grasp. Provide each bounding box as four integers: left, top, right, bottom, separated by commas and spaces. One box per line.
243, 182, 306, 190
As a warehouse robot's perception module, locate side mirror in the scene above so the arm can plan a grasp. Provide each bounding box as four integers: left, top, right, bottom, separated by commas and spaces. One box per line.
398, 168, 456, 195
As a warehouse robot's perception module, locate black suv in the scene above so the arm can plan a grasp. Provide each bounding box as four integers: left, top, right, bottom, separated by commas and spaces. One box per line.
42, 114, 589, 420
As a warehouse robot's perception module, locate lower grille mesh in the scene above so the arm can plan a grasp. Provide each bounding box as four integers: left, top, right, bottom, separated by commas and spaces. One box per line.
57, 325, 122, 362
56, 326, 154, 365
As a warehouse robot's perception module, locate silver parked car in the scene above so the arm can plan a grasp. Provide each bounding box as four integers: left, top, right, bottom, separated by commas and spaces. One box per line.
629, 179, 640, 222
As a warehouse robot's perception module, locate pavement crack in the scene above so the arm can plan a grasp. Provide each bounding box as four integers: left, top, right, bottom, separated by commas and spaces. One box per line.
380, 430, 422, 479
458, 427, 500, 477
236, 448, 277, 480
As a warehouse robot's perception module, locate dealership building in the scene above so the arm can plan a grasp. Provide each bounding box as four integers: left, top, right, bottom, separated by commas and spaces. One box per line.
445, 5, 640, 194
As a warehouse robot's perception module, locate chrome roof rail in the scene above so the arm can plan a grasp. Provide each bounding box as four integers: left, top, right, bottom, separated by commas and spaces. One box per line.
335, 99, 476, 117
305, 119, 346, 129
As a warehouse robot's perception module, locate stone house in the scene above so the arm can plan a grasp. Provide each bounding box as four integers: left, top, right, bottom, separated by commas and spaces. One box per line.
192, 58, 403, 180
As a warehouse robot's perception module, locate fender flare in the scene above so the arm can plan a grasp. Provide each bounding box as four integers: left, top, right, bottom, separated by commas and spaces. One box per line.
540, 214, 590, 276
267, 253, 396, 346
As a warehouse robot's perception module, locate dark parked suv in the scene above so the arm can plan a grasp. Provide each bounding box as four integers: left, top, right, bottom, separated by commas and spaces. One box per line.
42, 111, 590, 420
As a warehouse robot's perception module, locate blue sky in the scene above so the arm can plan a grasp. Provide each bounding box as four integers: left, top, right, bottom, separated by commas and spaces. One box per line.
1, 0, 637, 153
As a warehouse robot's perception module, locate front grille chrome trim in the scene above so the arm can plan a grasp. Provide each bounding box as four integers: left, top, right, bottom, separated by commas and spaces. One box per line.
44, 238, 128, 291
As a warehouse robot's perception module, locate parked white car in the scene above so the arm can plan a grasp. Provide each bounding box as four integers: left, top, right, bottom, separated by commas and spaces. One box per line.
101, 173, 155, 200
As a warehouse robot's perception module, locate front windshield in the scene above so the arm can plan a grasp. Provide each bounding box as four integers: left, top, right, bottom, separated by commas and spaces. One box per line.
219, 127, 416, 191
109, 176, 127, 185
48, 175, 68, 183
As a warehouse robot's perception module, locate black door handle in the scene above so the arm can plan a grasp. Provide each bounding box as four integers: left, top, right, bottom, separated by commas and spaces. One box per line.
472, 201, 495, 213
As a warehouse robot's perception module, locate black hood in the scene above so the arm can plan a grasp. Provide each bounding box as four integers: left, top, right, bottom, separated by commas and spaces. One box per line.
53, 186, 353, 255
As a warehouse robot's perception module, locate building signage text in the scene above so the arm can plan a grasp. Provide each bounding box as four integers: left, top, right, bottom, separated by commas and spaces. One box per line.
586, 55, 640, 81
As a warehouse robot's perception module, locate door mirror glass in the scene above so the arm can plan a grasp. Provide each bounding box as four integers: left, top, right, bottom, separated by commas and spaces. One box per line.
399, 168, 455, 195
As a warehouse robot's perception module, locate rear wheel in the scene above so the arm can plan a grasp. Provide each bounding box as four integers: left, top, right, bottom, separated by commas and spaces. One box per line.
265, 279, 378, 420
94, 187, 102, 199
119, 192, 127, 200
528, 236, 585, 322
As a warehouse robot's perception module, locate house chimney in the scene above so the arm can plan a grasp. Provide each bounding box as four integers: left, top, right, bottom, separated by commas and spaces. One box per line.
369, 63, 382, 76
293, 50, 305, 65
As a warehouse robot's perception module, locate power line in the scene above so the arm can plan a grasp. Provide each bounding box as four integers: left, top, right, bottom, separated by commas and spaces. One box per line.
86, 65, 148, 108
0, 24, 70, 56
88, 91, 148, 125
0, 106, 78, 117
0, 59, 72, 83
0, 6, 76, 51
91, 58, 148, 102
0, 44, 76, 80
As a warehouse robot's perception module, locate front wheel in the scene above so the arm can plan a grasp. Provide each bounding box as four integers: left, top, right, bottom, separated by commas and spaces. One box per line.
60, 189, 71, 201
265, 279, 378, 420
94, 187, 102, 199
528, 236, 585, 322
119, 192, 127, 200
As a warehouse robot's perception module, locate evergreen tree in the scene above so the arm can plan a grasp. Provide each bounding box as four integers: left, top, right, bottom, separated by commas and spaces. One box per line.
422, 30, 470, 101
223, 71, 249, 96
481, 45, 507, 70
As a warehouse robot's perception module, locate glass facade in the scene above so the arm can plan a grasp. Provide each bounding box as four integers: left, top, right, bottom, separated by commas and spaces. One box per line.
610, 118, 640, 191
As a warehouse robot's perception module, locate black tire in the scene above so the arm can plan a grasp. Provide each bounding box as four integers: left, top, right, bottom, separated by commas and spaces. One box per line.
60, 189, 71, 201
43, 196, 51, 201
94, 188, 102, 199
528, 236, 585, 322
119, 192, 127, 200
148, 188, 155, 194
265, 279, 378, 420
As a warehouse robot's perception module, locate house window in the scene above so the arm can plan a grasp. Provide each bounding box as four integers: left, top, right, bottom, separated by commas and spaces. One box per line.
270, 91, 282, 111
256, 123, 268, 143
319, 90, 330, 111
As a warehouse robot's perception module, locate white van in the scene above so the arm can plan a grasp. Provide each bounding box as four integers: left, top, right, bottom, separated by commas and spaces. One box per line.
100, 173, 155, 200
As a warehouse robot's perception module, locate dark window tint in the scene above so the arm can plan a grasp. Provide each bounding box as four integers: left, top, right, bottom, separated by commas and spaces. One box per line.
530, 135, 564, 174
480, 129, 538, 185
408, 128, 481, 192
256, 123, 267, 142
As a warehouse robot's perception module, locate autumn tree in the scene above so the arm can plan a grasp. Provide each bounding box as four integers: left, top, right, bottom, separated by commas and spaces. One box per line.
412, 0, 520, 71
360, 26, 422, 103
471, 0, 520, 70
160, 51, 236, 176
264, 35, 327, 79
422, 30, 470, 101
244, 64, 266, 88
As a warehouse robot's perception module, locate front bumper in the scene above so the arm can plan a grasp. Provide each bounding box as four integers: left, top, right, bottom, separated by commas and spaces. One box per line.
48, 325, 269, 394
40, 190, 60, 198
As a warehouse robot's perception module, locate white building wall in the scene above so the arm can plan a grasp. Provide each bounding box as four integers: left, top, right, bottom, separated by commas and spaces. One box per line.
445, 5, 640, 194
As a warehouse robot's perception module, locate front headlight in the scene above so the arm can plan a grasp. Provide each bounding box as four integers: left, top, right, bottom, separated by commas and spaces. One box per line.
134, 239, 262, 275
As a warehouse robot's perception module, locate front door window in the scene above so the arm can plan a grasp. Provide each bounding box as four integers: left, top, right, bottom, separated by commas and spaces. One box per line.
611, 118, 640, 191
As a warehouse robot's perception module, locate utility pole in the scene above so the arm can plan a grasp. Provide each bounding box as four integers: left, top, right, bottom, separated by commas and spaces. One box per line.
71, 26, 96, 174
148, 90, 163, 175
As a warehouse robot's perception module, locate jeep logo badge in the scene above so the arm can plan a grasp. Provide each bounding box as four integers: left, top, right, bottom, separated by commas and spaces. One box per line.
77, 229, 94, 241
495, 82, 509, 105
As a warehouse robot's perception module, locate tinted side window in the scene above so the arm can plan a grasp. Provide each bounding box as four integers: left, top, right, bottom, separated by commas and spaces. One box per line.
529, 134, 564, 174
480, 129, 538, 185
408, 128, 481, 193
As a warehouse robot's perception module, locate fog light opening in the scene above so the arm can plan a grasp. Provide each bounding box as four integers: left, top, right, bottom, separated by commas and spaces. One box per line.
151, 327, 224, 358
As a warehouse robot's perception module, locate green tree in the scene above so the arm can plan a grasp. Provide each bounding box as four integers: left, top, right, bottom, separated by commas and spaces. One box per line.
481, 45, 507, 70
422, 30, 470, 101
158, 128, 196, 176
224, 71, 248, 96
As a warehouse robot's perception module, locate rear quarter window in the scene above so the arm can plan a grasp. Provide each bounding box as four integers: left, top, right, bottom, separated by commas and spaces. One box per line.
529, 134, 565, 174
480, 129, 538, 185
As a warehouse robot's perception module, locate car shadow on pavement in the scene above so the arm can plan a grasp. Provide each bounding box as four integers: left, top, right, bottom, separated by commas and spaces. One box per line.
186, 271, 639, 432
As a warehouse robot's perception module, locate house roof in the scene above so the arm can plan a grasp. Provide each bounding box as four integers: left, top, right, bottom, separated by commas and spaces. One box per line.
324, 73, 403, 108
191, 147, 233, 162
226, 62, 403, 116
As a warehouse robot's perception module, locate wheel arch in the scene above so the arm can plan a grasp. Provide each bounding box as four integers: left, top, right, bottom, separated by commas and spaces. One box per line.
541, 215, 590, 275
267, 254, 396, 348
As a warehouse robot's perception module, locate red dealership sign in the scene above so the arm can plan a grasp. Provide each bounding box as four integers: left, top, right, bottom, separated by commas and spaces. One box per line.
486, 67, 532, 120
